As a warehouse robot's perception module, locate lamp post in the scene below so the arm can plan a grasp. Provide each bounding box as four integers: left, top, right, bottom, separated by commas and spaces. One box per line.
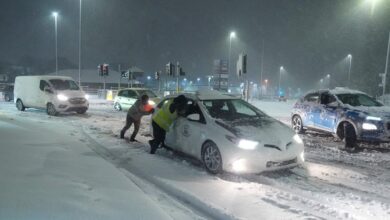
264, 79, 268, 95
228, 31, 236, 78
326, 74, 331, 89
278, 66, 284, 96
78, 0, 82, 86
52, 12, 58, 75
347, 54, 352, 87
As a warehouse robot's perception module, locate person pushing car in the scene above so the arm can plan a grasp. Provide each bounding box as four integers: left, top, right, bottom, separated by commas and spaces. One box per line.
149, 95, 187, 154
120, 94, 154, 142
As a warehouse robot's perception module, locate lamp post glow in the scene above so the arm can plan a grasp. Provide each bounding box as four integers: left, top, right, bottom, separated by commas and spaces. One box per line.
52, 12, 58, 75
278, 66, 284, 96
347, 54, 352, 87
228, 31, 236, 79
264, 79, 268, 95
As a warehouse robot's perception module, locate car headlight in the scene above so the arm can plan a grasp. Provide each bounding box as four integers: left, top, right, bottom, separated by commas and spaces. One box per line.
362, 122, 377, 130
148, 100, 156, 106
366, 116, 381, 121
57, 94, 68, 101
238, 139, 258, 150
293, 134, 303, 144
300, 151, 305, 162
85, 94, 90, 100
232, 159, 247, 172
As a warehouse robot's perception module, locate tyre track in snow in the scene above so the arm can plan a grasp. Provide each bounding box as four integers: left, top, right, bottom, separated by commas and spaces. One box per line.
78, 124, 238, 220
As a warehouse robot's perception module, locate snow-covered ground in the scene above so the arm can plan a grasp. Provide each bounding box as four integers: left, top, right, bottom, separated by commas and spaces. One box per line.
0, 98, 389, 220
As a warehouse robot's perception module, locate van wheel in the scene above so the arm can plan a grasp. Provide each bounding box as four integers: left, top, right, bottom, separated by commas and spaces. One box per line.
16, 99, 25, 111
47, 103, 58, 116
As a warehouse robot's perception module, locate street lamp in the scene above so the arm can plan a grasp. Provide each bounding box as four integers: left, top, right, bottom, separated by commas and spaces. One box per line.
347, 54, 352, 87
52, 12, 58, 75
326, 74, 331, 89
147, 76, 151, 80
278, 66, 284, 96
264, 79, 268, 95
78, 0, 82, 86
228, 31, 236, 78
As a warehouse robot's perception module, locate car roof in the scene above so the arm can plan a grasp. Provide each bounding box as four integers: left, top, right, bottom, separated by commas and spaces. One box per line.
163, 90, 240, 101
118, 88, 154, 92
304, 87, 366, 96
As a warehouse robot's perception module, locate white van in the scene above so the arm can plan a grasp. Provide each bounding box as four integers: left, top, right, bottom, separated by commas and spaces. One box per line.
14, 75, 89, 116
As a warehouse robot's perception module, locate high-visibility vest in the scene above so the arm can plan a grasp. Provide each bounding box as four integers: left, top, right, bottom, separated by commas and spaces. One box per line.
152, 99, 178, 131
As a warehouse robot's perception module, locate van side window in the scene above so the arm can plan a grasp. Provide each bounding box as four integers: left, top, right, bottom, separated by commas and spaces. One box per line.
39, 80, 50, 91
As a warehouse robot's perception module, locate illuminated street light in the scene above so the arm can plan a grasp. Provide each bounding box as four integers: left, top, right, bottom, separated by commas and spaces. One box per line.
278, 66, 284, 95
228, 31, 236, 80
347, 54, 352, 87
147, 76, 151, 80
52, 12, 58, 75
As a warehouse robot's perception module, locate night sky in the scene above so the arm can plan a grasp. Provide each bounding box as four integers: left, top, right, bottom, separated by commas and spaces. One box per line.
1, 0, 389, 91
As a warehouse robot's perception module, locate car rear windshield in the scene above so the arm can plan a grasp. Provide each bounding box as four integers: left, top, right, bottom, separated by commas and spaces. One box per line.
137, 90, 157, 98
202, 99, 267, 121
49, 79, 80, 91
336, 93, 383, 107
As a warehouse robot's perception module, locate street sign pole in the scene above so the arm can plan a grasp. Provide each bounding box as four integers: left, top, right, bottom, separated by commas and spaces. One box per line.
383, 32, 390, 99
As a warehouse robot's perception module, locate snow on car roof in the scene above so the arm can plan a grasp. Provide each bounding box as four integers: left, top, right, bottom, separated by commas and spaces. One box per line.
329, 87, 365, 95
196, 90, 239, 100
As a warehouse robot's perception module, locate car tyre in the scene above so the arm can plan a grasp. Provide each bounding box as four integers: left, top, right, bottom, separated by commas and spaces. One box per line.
343, 122, 357, 150
202, 141, 223, 174
114, 102, 122, 111
16, 99, 25, 111
76, 109, 87, 114
47, 103, 58, 116
292, 115, 305, 134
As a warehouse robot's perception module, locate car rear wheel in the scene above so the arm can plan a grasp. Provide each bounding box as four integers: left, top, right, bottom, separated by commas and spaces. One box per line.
114, 102, 122, 111
292, 115, 305, 134
47, 103, 58, 116
16, 99, 25, 111
202, 141, 223, 174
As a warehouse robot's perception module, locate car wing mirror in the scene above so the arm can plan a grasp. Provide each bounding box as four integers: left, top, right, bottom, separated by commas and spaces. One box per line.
44, 87, 53, 93
187, 113, 200, 121
327, 101, 340, 108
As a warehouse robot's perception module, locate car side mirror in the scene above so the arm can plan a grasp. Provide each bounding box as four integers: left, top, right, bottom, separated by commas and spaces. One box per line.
44, 87, 53, 93
327, 101, 340, 108
187, 113, 200, 121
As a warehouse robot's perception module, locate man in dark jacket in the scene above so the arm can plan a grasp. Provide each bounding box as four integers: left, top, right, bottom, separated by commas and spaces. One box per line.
120, 94, 154, 142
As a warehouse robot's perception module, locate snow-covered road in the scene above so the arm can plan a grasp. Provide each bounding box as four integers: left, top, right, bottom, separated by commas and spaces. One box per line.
1, 99, 389, 220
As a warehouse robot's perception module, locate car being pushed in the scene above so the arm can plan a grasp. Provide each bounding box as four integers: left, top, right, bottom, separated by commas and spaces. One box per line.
153, 90, 304, 174
114, 88, 160, 111
292, 88, 390, 149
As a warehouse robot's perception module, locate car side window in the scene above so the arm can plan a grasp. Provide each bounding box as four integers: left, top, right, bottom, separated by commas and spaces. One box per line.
304, 93, 319, 103
128, 90, 138, 98
39, 80, 50, 91
118, 90, 124, 97
320, 93, 336, 105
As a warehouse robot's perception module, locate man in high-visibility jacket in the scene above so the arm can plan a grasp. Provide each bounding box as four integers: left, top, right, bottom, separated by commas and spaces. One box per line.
149, 95, 187, 154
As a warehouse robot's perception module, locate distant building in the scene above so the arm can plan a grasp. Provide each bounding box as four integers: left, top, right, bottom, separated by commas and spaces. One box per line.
212, 59, 229, 91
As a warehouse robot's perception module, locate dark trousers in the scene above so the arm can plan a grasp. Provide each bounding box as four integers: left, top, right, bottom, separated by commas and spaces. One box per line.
150, 120, 166, 154
120, 115, 140, 140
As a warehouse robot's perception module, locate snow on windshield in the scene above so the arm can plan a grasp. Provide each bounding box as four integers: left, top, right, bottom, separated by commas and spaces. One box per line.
49, 79, 80, 91
337, 93, 382, 107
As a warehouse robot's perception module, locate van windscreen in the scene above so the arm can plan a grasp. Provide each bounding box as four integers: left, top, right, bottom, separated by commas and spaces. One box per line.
49, 79, 79, 90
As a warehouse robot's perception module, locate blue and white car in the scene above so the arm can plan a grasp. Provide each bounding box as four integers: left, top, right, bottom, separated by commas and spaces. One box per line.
291, 88, 390, 148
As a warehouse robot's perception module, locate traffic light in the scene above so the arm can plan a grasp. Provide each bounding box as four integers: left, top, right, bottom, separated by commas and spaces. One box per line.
103, 64, 109, 76
98, 64, 103, 76
155, 71, 160, 80
165, 62, 175, 76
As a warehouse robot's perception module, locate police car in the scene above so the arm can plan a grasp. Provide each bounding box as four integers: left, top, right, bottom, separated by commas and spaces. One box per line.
291, 88, 390, 148
152, 90, 304, 174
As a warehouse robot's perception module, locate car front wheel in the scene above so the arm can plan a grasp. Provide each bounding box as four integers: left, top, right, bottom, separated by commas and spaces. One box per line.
114, 102, 122, 111
202, 141, 223, 174
292, 115, 305, 134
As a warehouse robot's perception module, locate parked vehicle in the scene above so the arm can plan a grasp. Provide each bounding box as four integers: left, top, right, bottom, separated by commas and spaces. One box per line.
0, 84, 14, 102
291, 88, 390, 148
14, 75, 89, 116
114, 88, 160, 111
152, 90, 304, 174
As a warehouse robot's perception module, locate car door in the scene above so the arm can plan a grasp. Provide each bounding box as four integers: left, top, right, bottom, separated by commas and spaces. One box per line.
318, 92, 339, 131
174, 101, 205, 157
127, 90, 138, 107
302, 92, 320, 127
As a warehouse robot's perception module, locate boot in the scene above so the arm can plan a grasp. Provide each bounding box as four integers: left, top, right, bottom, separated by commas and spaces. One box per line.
120, 130, 125, 139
